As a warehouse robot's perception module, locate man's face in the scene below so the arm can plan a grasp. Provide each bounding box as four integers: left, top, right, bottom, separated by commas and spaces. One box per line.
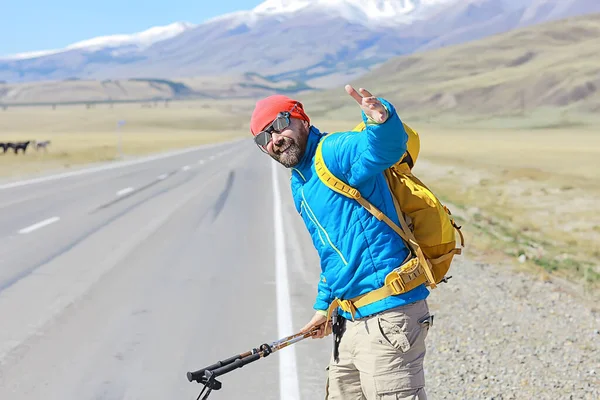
259, 116, 309, 168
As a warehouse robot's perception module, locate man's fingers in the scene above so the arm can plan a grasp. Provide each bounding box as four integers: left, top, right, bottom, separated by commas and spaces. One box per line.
363, 97, 382, 106
310, 321, 331, 339
310, 325, 321, 339
302, 320, 323, 334
359, 88, 374, 97
345, 84, 364, 104
363, 96, 378, 103
313, 325, 326, 339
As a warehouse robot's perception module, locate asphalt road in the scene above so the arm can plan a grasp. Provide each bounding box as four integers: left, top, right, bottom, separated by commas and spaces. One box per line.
0, 139, 331, 400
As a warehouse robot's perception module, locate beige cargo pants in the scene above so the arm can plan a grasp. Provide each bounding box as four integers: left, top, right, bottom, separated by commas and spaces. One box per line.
325, 300, 432, 400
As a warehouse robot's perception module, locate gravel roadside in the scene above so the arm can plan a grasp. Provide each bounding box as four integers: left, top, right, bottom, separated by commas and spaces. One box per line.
424, 256, 599, 400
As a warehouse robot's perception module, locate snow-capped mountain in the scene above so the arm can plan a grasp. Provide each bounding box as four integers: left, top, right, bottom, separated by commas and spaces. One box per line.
2, 22, 195, 60
250, 0, 452, 23
198, 0, 452, 31
66, 22, 195, 52
1, 0, 599, 86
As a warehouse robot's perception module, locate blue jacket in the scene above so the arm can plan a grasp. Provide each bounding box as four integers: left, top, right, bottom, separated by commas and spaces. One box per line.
290, 98, 429, 320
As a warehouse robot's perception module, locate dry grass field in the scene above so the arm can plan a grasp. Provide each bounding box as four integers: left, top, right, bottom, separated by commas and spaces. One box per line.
0, 99, 255, 179
415, 126, 600, 294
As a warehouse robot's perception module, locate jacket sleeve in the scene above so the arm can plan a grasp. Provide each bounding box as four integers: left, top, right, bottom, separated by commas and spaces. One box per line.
323, 98, 408, 187
314, 274, 333, 312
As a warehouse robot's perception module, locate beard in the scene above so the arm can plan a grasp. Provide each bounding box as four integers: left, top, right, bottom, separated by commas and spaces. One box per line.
271, 136, 306, 168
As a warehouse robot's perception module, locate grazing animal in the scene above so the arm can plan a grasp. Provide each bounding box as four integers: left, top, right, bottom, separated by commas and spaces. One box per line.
0, 140, 36, 154
0, 141, 31, 154
34, 140, 51, 152
14, 141, 31, 154
0, 142, 17, 154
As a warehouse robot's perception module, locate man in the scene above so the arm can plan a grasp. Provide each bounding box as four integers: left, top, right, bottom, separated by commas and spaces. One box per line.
250, 85, 433, 399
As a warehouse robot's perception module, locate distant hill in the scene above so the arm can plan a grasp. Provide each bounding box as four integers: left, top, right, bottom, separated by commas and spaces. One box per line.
300, 12, 600, 121
0, 73, 309, 105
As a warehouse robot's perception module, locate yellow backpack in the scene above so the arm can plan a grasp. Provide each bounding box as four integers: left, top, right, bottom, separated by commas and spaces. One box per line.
315, 121, 464, 317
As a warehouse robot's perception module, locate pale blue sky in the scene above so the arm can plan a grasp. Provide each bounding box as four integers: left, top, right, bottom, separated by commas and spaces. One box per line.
2, 0, 263, 56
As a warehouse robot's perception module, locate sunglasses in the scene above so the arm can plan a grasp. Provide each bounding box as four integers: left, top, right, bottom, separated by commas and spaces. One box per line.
254, 111, 292, 148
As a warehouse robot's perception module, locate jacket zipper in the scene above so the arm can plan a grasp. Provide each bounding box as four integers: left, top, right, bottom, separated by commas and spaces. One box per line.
301, 201, 326, 246
301, 189, 348, 265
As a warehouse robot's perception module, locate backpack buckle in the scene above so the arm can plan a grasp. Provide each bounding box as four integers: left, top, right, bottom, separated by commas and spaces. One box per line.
389, 278, 406, 295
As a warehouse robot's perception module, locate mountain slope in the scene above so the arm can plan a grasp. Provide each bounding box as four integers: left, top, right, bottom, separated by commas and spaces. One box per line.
2, 0, 600, 85
415, 0, 600, 51
301, 12, 600, 119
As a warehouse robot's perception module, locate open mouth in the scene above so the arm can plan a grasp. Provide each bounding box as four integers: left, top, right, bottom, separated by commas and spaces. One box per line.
279, 145, 291, 155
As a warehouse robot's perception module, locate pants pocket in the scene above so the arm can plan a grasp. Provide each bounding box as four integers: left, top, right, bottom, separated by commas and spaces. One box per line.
375, 310, 433, 357
377, 316, 411, 353
372, 372, 426, 399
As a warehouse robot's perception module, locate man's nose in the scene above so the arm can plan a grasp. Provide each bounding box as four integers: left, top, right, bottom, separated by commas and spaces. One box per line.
272, 132, 285, 146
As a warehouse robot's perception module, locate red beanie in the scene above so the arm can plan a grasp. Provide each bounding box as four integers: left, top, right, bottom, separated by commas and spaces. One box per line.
250, 95, 310, 136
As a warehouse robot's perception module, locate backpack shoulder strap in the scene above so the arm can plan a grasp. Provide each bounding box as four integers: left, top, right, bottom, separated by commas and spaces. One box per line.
314, 136, 361, 200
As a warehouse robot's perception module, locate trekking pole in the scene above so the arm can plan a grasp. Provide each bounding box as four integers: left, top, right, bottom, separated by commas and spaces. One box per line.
187, 328, 319, 399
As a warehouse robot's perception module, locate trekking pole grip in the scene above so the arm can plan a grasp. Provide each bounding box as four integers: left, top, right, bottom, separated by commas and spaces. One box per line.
210, 353, 261, 377
187, 353, 249, 382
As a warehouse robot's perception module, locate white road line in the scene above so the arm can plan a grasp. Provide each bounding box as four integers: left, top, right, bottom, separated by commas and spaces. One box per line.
157, 173, 168, 180
18, 217, 60, 234
182, 165, 191, 171
272, 160, 300, 400
116, 187, 134, 196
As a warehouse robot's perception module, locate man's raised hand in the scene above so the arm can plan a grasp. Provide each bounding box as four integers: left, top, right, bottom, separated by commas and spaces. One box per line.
344, 84, 388, 123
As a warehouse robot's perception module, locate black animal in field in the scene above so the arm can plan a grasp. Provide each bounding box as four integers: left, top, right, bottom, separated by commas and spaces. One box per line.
0, 141, 32, 154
